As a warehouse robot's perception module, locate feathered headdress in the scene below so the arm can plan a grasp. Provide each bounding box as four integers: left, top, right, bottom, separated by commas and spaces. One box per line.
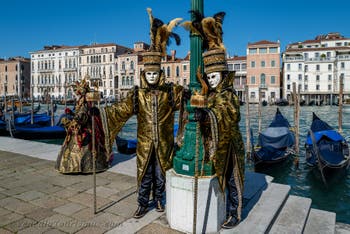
181, 11, 226, 51
146, 8, 182, 56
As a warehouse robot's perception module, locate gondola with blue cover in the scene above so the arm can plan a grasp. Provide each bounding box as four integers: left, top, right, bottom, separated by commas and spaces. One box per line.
305, 112, 350, 184
251, 108, 296, 168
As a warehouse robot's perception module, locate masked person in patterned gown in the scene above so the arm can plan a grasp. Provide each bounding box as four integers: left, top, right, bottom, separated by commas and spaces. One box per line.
55, 78, 110, 174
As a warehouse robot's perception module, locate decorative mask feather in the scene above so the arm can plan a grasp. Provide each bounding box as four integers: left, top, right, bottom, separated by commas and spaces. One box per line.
147, 8, 182, 56
181, 10, 226, 51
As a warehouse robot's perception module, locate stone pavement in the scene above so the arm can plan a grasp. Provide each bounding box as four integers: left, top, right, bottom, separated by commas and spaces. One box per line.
0, 137, 181, 234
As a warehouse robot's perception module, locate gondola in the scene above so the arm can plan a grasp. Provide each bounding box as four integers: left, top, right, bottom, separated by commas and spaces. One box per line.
251, 108, 295, 168
275, 98, 289, 106
305, 113, 350, 184
115, 124, 179, 155
262, 100, 268, 106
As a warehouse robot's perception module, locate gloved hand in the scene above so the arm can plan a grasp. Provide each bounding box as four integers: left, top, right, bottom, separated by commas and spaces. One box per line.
194, 108, 207, 122
183, 89, 192, 103
89, 106, 100, 116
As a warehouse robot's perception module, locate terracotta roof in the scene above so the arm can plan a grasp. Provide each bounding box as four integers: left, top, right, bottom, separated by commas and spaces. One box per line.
248, 40, 279, 46
227, 56, 246, 61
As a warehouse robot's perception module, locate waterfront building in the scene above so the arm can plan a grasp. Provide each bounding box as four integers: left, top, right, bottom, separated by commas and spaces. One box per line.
0, 57, 31, 99
79, 43, 131, 101
30, 45, 80, 101
246, 40, 281, 104
282, 32, 350, 104
227, 56, 247, 101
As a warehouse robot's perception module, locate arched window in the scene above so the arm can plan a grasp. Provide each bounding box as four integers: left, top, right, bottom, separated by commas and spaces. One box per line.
130, 61, 134, 70
167, 67, 170, 77
176, 66, 180, 77
130, 76, 134, 85
122, 61, 125, 70
122, 77, 126, 86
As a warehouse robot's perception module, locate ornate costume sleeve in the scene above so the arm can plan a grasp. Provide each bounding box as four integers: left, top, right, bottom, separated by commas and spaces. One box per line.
99, 89, 135, 156
173, 84, 184, 111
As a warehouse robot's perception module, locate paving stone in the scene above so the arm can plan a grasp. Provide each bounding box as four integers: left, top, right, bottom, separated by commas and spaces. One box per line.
52, 189, 80, 199
74, 226, 107, 234
0, 212, 24, 226
89, 212, 126, 232
0, 193, 8, 200
67, 192, 113, 208
14, 191, 46, 201
137, 223, 184, 234
42, 228, 67, 234
0, 207, 11, 216
66, 182, 93, 193
30, 196, 67, 209
0, 197, 40, 214
39, 214, 83, 233
0, 186, 28, 196
105, 199, 138, 219
0, 228, 13, 234
85, 186, 120, 198
25, 208, 58, 222
18, 225, 51, 234
4, 217, 37, 232
53, 202, 86, 216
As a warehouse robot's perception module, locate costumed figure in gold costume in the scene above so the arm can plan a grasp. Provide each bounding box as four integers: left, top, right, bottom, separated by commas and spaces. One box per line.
97, 8, 188, 219
183, 11, 245, 229
55, 78, 110, 173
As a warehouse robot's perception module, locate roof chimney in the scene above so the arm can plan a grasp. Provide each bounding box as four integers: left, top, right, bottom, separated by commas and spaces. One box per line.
171, 50, 176, 61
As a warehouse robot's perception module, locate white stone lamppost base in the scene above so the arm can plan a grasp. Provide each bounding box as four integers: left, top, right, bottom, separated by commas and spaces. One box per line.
166, 169, 225, 233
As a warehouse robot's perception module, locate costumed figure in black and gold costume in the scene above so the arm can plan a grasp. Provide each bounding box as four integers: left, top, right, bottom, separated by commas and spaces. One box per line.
98, 8, 187, 219
183, 11, 245, 229
55, 78, 110, 173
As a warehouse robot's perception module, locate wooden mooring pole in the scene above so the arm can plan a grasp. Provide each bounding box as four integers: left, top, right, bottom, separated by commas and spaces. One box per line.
339, 75, 343, 133
293, 83, 300, 167
258, 88, 262, 133
245, 85, 251, 159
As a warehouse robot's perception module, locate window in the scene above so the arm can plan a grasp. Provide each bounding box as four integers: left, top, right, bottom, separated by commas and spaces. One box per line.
315, 52, 320, 58
328, 85, 331, 90
259, 48, 267, 54
260, 74, 266, 85
110, 54, 112, 62
228, 64, 233, 71
249, 48, 257, 54
327, 52, 331, 58
316, 75, 320, 81
103, 55, 106, 62
271, 60, 276, 67
316, 85, 320, 90
183, 65, 187, 71
298, 74, 302, 80
176, 66, 179, 77
287, 64, 290, 71
234, 64, 240, 70
122, 61, 125, 70
251, 61, 255, 68
287, 84, 290, 90
298, 64, 302, 71
328, 64, 332, 71
250, 92, 255, 98
304, 65, 308, 72
287, 74, 290, 81
271, 92, 275, 98
305, 75, 308, 81
271, 76, 275, 84
316, 65, 320, 71
130, 61, 134, 70
341, 62, 345, 69
250, 76, 255, 84
242, 63, 246, 70
269, 47, 277, 53
261, 61, 265, 67
328, 75, 332, 81
167, 67, 170, 77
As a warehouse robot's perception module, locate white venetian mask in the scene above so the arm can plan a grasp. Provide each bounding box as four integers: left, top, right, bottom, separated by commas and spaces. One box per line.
207, 72, 222, 88
145, 71, 160, 85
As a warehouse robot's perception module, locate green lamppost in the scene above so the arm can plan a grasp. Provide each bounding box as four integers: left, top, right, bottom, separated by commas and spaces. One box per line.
173, 0, 214, 176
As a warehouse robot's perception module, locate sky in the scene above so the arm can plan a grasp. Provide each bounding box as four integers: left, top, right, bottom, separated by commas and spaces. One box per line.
1, 0, 350, 59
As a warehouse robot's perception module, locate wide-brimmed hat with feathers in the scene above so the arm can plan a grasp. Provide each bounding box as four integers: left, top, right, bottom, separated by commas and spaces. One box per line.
143, 8, 182, 71
182, 11, 227, 74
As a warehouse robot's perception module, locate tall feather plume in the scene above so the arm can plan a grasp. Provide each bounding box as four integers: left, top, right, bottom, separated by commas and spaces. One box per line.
146, 8, 182, 56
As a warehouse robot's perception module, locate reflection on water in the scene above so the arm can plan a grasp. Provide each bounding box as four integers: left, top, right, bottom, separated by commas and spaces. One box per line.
37, 104, 350, 224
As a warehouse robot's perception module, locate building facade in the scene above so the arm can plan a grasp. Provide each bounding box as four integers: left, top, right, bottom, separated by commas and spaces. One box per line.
0, 57, 31, 99
246, 40, 281, 103
282, 32, 350, 104
30, 45, 80, 101
227, 56, 247, 101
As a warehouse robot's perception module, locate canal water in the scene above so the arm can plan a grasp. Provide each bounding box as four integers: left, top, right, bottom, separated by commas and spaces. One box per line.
36, 104, 350, 224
